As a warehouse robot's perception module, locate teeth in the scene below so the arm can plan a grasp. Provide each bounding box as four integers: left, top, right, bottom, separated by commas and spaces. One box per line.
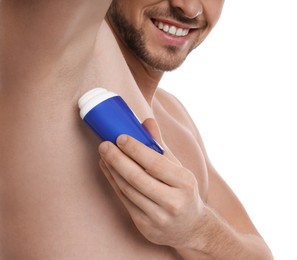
157, 22, 164, 30
163, 24, 169, 32
154, 21, 189, 37
176, 28, 184, 36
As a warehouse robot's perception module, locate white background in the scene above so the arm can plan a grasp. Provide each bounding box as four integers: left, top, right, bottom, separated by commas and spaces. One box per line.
160, 1, 297, 259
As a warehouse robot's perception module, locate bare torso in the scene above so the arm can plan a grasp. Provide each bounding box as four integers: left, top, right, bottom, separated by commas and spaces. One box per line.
0, 22, 208, 260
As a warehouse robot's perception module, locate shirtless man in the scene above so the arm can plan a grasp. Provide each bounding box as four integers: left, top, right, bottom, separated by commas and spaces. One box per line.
0, 0, 272, 259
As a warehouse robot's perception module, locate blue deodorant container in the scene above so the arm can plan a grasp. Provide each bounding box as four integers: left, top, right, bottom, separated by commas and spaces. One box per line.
78, 88, 164, 154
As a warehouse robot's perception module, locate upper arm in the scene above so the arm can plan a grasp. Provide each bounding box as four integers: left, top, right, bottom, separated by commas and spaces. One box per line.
207, 163, 261, 235
97, 0, 112, 23
155, 88, 261, 236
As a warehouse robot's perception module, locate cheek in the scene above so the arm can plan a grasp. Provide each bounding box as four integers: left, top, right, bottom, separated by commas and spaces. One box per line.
204, 1, 224, 28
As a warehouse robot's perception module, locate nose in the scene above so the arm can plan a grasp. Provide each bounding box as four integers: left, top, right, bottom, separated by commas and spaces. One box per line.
169, 0, 203, 19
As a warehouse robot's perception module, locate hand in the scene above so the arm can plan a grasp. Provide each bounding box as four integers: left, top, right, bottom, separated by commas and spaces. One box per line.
98, 118, 204, 248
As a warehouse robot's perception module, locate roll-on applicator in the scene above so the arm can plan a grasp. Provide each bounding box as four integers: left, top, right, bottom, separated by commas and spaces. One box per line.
78, 88, 164, 154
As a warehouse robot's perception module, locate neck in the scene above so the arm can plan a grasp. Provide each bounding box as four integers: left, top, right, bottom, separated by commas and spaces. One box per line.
126, 55, 164, 105
106, 18, 164, 106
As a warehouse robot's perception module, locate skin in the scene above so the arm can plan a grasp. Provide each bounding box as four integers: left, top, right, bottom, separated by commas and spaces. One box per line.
0, 0, 273, 259
100, 0, 274, 259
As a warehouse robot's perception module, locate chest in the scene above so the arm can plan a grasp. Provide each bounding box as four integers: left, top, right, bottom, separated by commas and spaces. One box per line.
154, 108, 209, 201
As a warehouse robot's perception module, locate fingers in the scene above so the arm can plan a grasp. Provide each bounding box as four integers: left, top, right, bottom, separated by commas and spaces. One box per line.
99, 157, 168, 224
116, 135, 184, 188
100, 159, 151, 227
142, 118, 163, 145
98, 136, 202, 248
99, 159, 150, 213
99, 141, 173, 205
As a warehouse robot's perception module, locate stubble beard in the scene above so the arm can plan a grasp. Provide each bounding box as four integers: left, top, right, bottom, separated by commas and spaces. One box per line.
107, 3, 191, 72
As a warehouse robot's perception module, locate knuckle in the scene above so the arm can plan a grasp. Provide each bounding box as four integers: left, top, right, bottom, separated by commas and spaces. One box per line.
166, 199, 183, 216
133, 214, 150, 232
121, 183, 135, 197
181, 170, 197, 190
154, 211, 169, 228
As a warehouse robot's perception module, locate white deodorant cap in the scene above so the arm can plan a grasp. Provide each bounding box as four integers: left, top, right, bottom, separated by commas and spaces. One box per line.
78, 88, 117, 119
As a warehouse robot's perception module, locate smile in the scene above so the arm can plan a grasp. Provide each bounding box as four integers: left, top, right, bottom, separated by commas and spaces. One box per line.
153, 20, 190, 37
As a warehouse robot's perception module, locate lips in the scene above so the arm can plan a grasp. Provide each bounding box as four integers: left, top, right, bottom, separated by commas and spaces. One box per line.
153, 20, 190, 37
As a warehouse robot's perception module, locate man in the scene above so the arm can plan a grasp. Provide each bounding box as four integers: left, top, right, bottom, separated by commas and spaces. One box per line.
0, 1, 272, 260
97, 0, 273, 259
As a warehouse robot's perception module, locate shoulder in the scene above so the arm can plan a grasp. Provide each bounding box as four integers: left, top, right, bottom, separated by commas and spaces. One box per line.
154, 88, 199, 139
154, 87, 212, 164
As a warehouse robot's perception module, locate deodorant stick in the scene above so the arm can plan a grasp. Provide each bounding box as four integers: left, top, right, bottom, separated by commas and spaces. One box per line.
78, 88, 164, 154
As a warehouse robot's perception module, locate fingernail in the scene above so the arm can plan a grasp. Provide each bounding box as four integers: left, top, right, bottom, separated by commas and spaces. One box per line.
99, 142, 109, 154
117, 135, 128, 146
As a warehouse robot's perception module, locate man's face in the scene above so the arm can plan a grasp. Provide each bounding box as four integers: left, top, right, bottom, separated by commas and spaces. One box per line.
107, 0, 224, 71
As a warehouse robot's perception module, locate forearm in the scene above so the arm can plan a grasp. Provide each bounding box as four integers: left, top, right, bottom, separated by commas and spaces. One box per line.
175, 206, 273, 260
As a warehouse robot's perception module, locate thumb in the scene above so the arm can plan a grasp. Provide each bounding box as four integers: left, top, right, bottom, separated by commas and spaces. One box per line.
142, 118, 163, 145
142, 118, 181, 165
